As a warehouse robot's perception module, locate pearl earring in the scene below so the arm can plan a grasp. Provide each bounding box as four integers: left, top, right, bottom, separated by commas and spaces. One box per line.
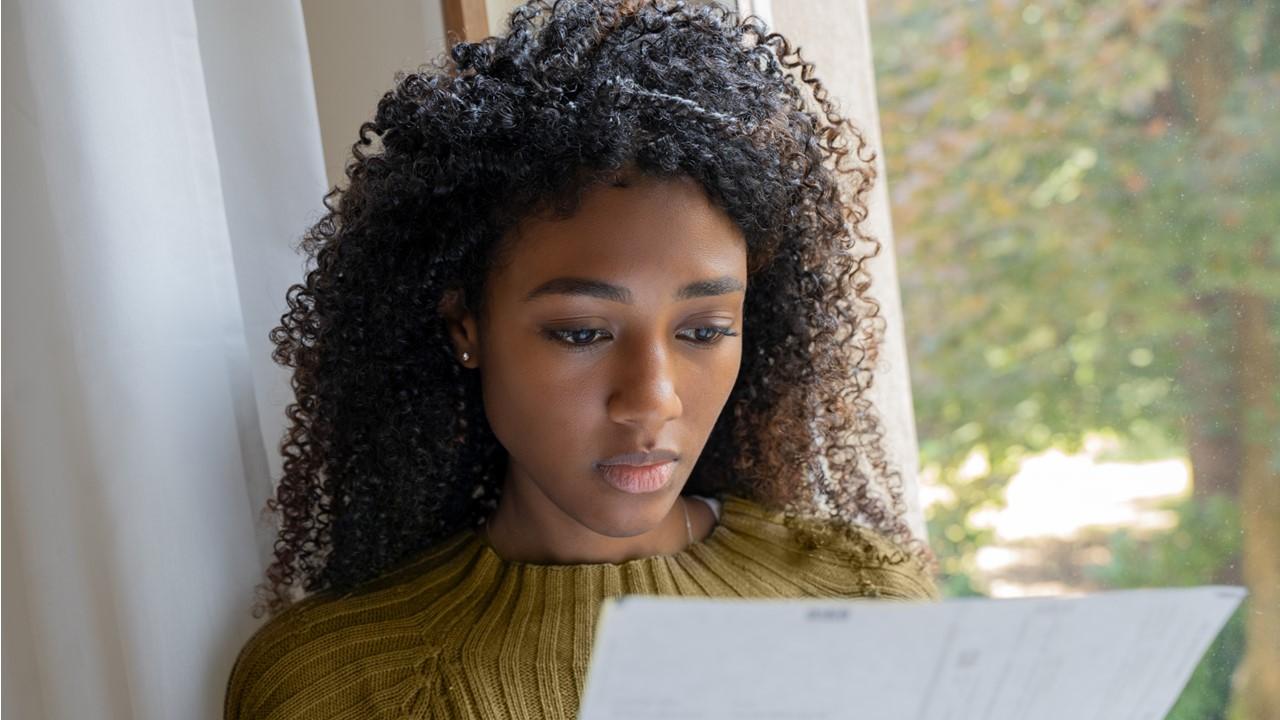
461, 351, 471, 363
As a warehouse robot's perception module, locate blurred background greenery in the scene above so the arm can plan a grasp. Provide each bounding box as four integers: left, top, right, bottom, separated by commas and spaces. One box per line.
868, 1, 1278, 717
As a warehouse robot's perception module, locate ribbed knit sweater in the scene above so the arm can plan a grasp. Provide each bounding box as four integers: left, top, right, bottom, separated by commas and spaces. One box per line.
224, 494, 938, 720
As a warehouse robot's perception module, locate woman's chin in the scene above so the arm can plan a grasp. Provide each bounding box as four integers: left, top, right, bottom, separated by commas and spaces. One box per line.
578, 491, 677, 539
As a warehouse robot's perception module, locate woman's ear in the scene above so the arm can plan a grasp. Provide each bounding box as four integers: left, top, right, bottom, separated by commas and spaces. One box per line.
438, 288, 480, 368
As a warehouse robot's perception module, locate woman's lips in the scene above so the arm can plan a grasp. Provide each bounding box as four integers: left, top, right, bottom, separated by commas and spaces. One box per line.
598, 461, 675, 494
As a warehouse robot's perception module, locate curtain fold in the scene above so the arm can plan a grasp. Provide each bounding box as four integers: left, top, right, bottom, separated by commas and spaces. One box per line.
1, 0, 326, 717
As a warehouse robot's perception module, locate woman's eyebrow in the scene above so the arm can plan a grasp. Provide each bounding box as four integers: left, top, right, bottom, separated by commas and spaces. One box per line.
523, 275, 745, 304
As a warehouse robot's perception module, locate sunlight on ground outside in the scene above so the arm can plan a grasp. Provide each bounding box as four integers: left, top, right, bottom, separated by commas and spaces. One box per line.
922, 434, 1192, 598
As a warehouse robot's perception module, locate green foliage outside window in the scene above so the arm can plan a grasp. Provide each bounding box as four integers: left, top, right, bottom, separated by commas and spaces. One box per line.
869, 1, 1278, 716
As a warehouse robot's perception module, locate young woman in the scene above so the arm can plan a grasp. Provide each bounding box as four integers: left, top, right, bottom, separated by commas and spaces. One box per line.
225, 1, 938, 717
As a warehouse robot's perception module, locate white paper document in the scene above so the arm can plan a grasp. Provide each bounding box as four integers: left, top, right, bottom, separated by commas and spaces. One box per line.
579, 585, 1245, 720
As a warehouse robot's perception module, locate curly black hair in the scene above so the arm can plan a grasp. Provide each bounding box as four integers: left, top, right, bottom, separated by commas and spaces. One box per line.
259, 0, 934, 616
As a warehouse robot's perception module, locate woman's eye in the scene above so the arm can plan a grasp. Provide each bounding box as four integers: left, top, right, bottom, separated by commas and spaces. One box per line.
677, 327, 739, 345
545, 328, 612, 348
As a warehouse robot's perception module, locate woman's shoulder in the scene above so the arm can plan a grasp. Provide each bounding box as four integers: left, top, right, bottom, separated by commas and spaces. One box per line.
223, 530, 479, 719
223, 590, 360, 720
717, 493, 941, 601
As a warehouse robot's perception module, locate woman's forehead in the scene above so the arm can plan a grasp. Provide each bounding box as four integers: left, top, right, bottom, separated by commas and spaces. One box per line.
490, 176, 748, 299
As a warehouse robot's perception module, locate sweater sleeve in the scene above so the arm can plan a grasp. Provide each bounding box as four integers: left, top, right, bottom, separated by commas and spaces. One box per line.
223, 593, 348, 720
776, 510, 942, 602
224, 592, 446, 720
876, 549, 941, 601
845, 521, 940, 600
223, 607, 309, 720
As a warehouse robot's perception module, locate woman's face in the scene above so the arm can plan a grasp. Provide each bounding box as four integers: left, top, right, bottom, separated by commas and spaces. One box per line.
447, 174, 747, 551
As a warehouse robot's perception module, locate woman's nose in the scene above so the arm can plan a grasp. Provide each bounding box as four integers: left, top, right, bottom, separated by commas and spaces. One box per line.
606, 338, 683, 433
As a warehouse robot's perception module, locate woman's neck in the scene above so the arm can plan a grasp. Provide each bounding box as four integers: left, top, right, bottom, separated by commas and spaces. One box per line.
480, 471, 712, 565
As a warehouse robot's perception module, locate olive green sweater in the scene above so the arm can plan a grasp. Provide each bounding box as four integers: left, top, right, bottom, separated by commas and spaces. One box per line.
224, 494, 938, 720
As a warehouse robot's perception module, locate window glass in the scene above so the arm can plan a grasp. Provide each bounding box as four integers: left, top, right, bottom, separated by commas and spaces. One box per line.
870, 3, 1278, 717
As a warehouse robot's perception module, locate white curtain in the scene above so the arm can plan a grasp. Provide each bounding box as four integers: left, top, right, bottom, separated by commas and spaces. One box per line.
1, 0, 326, 717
